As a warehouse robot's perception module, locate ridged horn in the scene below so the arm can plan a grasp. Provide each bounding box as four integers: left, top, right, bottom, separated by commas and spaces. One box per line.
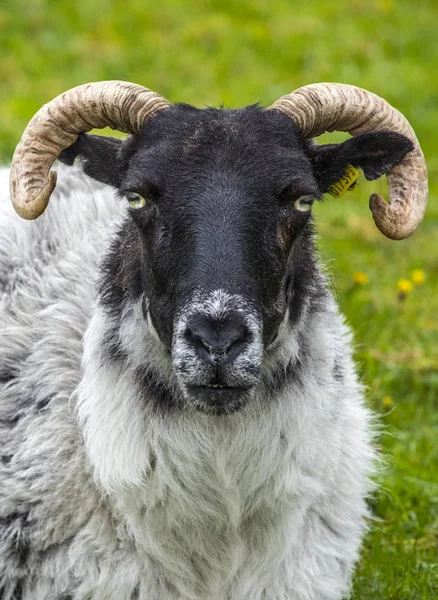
10, 81, 170, 219
270, 83, 428, 240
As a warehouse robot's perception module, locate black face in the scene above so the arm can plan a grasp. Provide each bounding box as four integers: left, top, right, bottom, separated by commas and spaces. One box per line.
121, 106, 318, 343
60, 106, 413, 413
118, 107, 321, 412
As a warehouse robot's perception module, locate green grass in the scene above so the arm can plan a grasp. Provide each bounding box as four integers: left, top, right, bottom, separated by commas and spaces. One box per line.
1, 0, 437, 596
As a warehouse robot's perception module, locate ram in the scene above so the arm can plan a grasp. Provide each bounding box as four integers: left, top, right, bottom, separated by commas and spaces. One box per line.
0, 81, 427, 600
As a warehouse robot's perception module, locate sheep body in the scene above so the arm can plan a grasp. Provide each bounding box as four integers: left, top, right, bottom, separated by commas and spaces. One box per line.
0, 165, 374, 600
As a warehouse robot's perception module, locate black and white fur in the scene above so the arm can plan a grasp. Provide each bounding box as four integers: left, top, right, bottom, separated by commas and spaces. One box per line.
0, 105, 413, 599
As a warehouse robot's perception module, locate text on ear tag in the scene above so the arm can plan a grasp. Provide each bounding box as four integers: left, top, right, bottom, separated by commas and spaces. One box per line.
328, 165, 360, 198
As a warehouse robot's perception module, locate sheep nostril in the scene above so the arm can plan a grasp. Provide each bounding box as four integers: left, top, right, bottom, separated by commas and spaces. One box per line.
224, 334, 250, 362
191, 333, 213, 363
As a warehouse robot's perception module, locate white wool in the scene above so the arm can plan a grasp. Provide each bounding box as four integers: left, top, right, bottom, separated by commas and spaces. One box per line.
0, 166, 376, 600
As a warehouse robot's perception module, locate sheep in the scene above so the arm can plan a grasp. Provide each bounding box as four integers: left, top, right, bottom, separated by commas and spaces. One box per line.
0, 81, 428, 600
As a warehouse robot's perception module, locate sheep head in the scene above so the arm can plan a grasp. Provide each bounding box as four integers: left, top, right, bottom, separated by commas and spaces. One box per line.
9, 82, 427, 414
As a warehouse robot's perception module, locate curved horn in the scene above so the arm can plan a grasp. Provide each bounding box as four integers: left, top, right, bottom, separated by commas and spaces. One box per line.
10, 81, 170, 219
270, 83, 428, 240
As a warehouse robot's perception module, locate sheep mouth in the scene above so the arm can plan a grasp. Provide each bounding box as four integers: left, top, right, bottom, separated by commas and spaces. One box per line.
190, 383, 253, 393
186, 384, 254, 414
200, 383, 248, 390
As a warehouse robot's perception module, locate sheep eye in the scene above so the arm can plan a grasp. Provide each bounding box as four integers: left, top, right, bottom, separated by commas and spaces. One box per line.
293, 196, 314, 213
126, 192, 149, 210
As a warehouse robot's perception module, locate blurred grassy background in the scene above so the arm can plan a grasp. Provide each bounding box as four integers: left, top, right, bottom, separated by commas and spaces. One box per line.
1, 0, 437, 597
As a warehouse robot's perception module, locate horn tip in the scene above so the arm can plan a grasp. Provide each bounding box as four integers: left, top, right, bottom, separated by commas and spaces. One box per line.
12, 171, 57, 220
369, 193, 418, 240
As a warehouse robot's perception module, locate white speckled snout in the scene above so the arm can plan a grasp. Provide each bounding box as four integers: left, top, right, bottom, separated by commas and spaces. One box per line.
172, 289, 263, 411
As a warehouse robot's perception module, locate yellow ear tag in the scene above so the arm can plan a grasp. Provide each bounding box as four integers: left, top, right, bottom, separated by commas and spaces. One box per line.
328, 165, 360, 199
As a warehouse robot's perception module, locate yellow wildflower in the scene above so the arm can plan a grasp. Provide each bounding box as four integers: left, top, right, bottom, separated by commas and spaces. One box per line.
383, 396, 393, 409
397, 278, 413, 294
352, 272, 369, 285
411, 269, 425, 285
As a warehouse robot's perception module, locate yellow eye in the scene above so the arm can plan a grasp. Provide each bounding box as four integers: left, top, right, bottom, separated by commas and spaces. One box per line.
293, 196, 314, 213
126, 192, 148, 209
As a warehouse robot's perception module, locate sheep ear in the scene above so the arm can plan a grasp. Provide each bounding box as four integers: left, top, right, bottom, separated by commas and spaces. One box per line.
308, 131, 414, 193
58, 133, 123, 187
